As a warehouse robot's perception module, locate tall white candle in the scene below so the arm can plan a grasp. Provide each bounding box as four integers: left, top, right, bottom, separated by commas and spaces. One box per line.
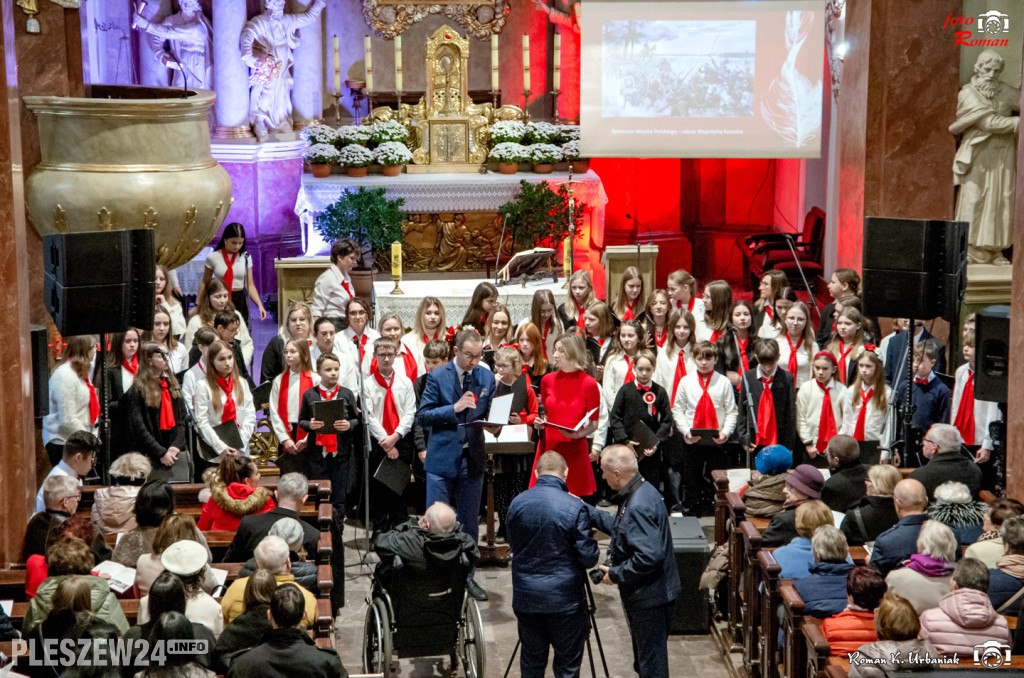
395, 35, 403, 92
491, 34, 499, 90
364, 36, 374, 91
333, 35, 341, 95
553, 34, 561, 91
522, 34, 530, 92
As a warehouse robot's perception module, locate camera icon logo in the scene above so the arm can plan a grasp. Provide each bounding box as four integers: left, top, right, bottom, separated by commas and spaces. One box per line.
978, 10, 1010, 36
974, 639, 1011, 668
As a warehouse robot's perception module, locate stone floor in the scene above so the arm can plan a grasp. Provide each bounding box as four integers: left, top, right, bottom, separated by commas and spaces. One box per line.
330, 516, 737, 678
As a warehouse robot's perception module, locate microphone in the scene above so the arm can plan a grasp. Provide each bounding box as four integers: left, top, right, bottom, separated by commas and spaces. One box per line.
626, 213, 655, 245
163, 40, 189, 97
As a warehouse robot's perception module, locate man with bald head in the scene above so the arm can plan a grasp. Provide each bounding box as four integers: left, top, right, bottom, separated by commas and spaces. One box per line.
869, 478, 929, 575
374, 501, 478, 581
587, 445, 679, 678
418, 501, 457, 534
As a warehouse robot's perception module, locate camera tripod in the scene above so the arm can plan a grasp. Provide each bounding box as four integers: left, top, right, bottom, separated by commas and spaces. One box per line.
502, 576, 610, 678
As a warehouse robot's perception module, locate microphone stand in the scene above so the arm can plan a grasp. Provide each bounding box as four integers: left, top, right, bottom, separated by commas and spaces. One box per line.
627, 213, 656, 276
97, 335, 111, 485
494, 213, 510, 287
735, 331, 758, 469
357, 348, 375, 565
780, 232, 819, 319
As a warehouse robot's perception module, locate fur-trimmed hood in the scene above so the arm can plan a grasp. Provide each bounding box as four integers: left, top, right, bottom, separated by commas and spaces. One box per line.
210, 480, 273, 517
926, 499, 987, 528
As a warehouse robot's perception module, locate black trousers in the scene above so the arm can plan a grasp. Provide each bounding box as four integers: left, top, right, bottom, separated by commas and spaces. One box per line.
231, 290, 250, 329
369, 439, 413, 533
516, 608, 589, 678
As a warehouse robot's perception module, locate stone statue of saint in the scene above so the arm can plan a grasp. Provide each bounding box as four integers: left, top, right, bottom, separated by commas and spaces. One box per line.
132, 0, 213, 90
240, 0, 327, 140
950, 50, 1021, 265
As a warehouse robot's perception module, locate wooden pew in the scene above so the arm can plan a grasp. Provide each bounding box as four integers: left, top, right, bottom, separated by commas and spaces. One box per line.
741, 520, 765, 677
781, 584, 807, 678
757, 549, 784, 678
103, 529, 333, 564
725, 490, 748, 647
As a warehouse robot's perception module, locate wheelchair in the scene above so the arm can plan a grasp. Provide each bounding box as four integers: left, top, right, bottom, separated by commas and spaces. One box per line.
362, 540, 486, 677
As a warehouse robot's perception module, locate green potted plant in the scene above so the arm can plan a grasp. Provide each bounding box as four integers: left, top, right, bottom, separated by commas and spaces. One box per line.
489, 120, 527, 144
527, 143, 562, 174
374, 141, 413, 176
314, 187, 407, 293
488, 142, 528, 174
337, 144, 374, 178
561, 139, 590, 174
335, 125, 372, 148
370, 120, 408, 147
498, 180, 582, 254
303, 143, 340, 178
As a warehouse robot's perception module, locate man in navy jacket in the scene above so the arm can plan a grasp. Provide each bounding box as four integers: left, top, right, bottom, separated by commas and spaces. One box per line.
869, 478, 929, 575
507, 451, 599, 678
588, 445, 680, 678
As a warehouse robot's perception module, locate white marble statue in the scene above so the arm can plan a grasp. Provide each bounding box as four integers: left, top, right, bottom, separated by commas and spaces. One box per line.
132, 0, 213, 90
240, 0, 326, 140
950, 50, 1021, 265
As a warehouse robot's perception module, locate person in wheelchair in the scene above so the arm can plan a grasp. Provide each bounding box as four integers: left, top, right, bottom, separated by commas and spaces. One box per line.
373, 502, 479, 586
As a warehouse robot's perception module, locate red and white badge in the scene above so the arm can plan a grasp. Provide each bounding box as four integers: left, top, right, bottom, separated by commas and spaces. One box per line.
643, 391, 656, 416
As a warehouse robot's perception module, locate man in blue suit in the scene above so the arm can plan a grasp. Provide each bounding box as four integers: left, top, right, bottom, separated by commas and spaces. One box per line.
588, 445, 680, 678
508, 451, 599, 678
417, 328, 497, 600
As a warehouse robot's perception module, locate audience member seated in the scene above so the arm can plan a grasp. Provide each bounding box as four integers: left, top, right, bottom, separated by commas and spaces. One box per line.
741, 445, 792, 518
820, 434, 868, 513
25, 512, 108, 599
138, 540, 224, 634
821, 565, 886, 656
773, 501, 843, 579
23, 475, 82, 562
987, 515, 1024, 616
885, 520, 957, 614
842, 465, 900, 547
125, 571, 217, 675
55, 617, 121, 678
34, 431, 99, 514
794, 525, 854, 617
919, 557, 1012, 656
112, 480, 176, 568
135, 513, 214, 597
23, 576, 93, 678
925, 480, 986, 546
762, 464, 825, 547
868, 478, 929, 576
909, 423, 982, 500
226, 584, 347, 678
221, 535, 317, 627
91, 452, 151, 536
966, 498, 1024, 568
373, 502, 480, 584
237, 517, 317, 591
0, 608, 14, 642
197, 455, 275, 531
135, 611, 216, 678
223, 472, 318, 563
214, 570, 276, 673
23, 536, 129, 635
847, 593, 939, 678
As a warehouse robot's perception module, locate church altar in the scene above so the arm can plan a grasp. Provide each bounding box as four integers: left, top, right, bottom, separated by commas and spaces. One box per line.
374, 277, 565, 326
294, 169, 607, 273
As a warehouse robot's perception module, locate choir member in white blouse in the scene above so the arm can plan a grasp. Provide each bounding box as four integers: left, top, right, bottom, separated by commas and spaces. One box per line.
362, 313, 419, 383
952, 330, 1000, 463
181, 327, 218, 410
594, 320, 645, 458
268, 339, 321, 476
796, 351, 847, 467
42, 335, 100, 467
311, 237, 359, 325
183, 279, 253, 367
155, 265, 187, 338
310, 317, 359, 396
777, 301, 818, 389
200, 222, 266, 325
655, 309, 696, 406
343, 297, 379, 366
194, 340, 255, 459
143, 306, 189, 374
839, 348, 891, 450
402, 296, 447, 370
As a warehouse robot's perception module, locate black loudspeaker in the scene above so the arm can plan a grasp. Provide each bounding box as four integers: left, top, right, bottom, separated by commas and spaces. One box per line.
669, 516, 711, 634
42, 230, 155, 336
975, 305, 1010, 403
861, 217, 967, 322
30, 325, 48, 418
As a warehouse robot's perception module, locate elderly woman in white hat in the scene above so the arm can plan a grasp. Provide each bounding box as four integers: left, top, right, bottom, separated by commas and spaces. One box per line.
138, 540, 224, 633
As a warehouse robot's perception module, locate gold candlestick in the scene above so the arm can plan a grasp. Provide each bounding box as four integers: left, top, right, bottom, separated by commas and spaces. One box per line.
550, 89, 561, 124
490, 89, 500, 124
521, 89, 532, 124
390, 241, 404, 295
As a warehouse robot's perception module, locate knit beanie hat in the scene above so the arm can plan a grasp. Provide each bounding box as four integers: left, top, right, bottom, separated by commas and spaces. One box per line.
755, 445, 793, 476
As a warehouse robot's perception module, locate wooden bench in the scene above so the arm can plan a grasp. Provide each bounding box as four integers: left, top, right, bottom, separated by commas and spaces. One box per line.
103, 528, 333, 565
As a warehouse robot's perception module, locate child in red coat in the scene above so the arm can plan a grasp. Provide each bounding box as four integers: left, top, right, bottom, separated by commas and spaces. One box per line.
196, 455, 274, 531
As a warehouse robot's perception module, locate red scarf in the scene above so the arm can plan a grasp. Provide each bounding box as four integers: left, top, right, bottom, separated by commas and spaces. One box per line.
123, 354, 138, 376
953, 369, 975, 445
854, 388, 873, 441
675, 297, 695, 312
279, 370, 313, 442
786, 335, 802, 376
371, 352, 418, 382
372, 367, 400, 436
159, 377, 176, 430
422, 329, 439, 344
341, 280, 352, 297
353, 334, 368, 363
672, 349, 687, 404
654, 326, 667, 348
836, 341, 854, 385
316, 385, 340, 453
756, 374, 778, 446
737, 337, 750, 373
815, 380, 837, 451
693, 372, 719, 429
574, 299, 586, 330
217, 375, 237, 423
623, 355, 635, 384
765, 304, 774, 321
222, 250, 238, 291
83, 376, 99, 425
622, 299, 637, 322
541, 322, 551, 360
710, 329, 723, 344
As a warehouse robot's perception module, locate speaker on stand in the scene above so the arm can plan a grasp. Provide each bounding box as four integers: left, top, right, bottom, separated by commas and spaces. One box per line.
975, 305, 1009, 494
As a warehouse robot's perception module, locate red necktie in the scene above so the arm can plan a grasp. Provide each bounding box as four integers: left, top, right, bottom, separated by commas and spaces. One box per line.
541, 323, 550, 360
83, 376, 99, 425
354, 334, 368, 363
222, 250, 238, 291
341, 280, 352, 297
218, 375, 237, 423
688, 297, 695, 312
623, 355, 635, 384
159, 378, 176, 430
738, 338, 750, 373
837, 341, 853, 385
574, 300, 586, 330
672, 350, 687, 404
765, 304, 773, 321
372, 367, 401, 436
710, 329, 723, 344
316, 386, 340, 453
622, 299, 636, 322
786, 335, 802, 376
854, 388, 873, 441
815, 380, 837, 451
123, 354, 138, 376
756, 375, 778, 446
693, 372, 719, 429
954, 370, 976, 445
401, 351, 419, 382
278, 370, 313, 442
915, 377, 928, 386
655, 327, 667, 348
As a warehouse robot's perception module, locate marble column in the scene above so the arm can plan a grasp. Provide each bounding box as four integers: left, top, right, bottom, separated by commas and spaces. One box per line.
213, 0, 252, 138
0, 0, 43, 564
1005, 82, 1024, 502
290, 0, 323, 128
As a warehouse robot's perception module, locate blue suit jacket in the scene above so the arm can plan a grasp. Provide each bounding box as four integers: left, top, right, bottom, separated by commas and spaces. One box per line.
870, 513, 928, 575
417, 362, 496, 479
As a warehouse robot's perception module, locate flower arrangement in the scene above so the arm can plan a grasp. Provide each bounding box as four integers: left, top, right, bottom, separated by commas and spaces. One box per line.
561, 139, 581, 160
371, 120, 408, 144
524, 121, 560, 144
335, 125, 373, 147
374, 141, 413, 166
489, 120, 527, 144
337, 144, 374, 168
304, 143, 341, 165
557, 124, 581, 142
301, 124, 338, 146
488, 142, 529, 164
527, 143, 563, 165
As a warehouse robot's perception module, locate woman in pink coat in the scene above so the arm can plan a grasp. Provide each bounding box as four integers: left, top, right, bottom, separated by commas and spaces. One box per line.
919, 557, 1012, 657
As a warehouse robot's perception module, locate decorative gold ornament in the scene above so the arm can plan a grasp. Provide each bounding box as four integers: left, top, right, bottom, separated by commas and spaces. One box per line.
17, 0, 40, 33
143, 207, 158, 230
362, 0, 510, 40
53, 204, 68, 233
97, 207, 113, 230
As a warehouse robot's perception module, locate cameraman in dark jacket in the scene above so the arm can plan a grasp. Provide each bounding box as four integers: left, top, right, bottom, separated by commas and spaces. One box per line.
508, 451, 599, 678
588, 445, 680, 678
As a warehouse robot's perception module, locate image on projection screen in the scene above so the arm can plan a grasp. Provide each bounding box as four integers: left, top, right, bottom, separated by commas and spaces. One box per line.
581, 1, 825, 159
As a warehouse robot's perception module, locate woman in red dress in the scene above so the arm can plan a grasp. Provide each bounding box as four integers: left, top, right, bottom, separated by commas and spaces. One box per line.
531, 333, 600, 497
